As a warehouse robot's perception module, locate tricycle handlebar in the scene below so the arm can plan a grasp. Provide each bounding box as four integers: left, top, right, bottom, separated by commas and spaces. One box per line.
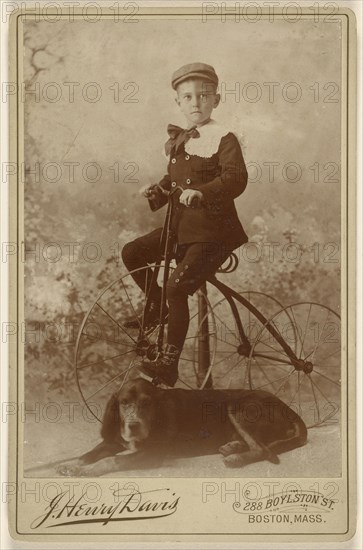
152, 183, 184, 197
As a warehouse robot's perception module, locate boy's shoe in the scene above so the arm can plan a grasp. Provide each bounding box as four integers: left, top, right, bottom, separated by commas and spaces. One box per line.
123, 300, 168, 331
139, 344, 180, 387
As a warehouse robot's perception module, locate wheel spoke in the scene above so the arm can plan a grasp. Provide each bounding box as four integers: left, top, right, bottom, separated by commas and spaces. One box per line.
251, 371, 292, 391
213, 337, 240, 349
287, 370, 304, 408
299, 303, 312, 359
298, 371, 301, 413
96, 302, 138, 345
120, 278, 143, 331
209, 350, 239, 368
307, 373, 321, 424
314, 347, 341, 363
250, 360, 293, 373
289, 305, 304, 358
212, 309, 239, 344
254, 358, 279, 391
273, 368, 295, 397
142, 269, 150, 327
142, 266, 157, 328
118, 363, 134, 390
77, 349, 134, 370
184, 331, 216, 341
304, 309, 331, 361
309, 372, 336, 405
202, 348, 238, 354
247, 292, 252, 335
189, 307, 203, 324
254, 337, 289, 359
85, 364, 136, 401
312, 368, 341, 386
81, 331, 134, 348
252, 352, 293, 366
213, 356, 245, 381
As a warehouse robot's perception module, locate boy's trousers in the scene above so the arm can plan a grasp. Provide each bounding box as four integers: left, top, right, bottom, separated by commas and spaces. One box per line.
122, 227, 232, 351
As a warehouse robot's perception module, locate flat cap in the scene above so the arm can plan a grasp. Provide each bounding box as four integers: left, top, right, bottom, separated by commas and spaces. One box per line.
171, 62, 218, 90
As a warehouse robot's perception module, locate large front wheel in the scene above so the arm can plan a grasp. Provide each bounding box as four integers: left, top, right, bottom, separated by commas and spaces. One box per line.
74, 266, 218, 421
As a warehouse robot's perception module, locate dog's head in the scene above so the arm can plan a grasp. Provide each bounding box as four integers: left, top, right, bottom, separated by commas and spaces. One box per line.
101, 378, 158, 447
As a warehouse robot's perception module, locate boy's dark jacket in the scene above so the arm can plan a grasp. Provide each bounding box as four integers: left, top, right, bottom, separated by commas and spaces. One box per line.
148, 127, 248, 250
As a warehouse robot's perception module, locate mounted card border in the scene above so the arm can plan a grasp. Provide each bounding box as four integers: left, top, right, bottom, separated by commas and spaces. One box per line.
7, 4, 357, 543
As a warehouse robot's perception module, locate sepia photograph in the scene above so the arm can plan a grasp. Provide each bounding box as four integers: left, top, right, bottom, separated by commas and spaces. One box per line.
5, 2, 357, 542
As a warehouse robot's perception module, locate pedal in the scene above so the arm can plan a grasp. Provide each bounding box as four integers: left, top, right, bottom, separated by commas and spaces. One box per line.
137, 370, 165, 387
137, 370, 154, 383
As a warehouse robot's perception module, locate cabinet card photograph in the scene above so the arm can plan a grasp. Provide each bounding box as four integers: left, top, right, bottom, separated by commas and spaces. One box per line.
6, 2, 357, 543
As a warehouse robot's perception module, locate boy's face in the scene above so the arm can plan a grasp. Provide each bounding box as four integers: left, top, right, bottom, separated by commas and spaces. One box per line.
175, 79, 220, 127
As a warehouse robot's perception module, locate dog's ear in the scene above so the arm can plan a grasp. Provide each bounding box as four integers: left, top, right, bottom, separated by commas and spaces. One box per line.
101, 393, 121, 443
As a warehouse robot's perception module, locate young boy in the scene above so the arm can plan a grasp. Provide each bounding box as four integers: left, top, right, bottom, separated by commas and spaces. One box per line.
122, 62, 248, 387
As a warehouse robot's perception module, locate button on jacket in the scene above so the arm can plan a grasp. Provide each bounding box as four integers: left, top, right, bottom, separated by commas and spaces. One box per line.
149, 122, 248, 249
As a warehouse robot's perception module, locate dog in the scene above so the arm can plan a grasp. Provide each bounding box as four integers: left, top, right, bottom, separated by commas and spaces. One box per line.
58, 377, 307, 477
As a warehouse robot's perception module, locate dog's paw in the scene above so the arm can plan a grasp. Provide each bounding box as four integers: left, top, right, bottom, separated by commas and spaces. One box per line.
57, 462, 97, 477
56, 462, 88, 477
223, 453, 245, 468
219, 441, 244, 457
56, 463, 83, 477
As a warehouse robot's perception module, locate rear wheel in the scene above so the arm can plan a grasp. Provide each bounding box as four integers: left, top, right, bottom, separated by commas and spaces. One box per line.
247, 302, 341, 427
193, 290, 292, 390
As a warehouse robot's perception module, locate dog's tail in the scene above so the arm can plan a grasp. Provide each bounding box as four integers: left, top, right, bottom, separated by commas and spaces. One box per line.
227, 410, 280, 464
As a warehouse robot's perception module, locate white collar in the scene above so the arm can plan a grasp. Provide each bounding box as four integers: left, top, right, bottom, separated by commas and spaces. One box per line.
184, 119, 230, 158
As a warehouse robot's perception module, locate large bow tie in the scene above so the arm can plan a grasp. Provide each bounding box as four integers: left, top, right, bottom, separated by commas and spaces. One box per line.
165, 124, 200, 155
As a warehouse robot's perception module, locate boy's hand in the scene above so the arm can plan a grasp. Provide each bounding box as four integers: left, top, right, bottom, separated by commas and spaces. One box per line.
179, 189, 204, 208
139, 184, 158, 199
